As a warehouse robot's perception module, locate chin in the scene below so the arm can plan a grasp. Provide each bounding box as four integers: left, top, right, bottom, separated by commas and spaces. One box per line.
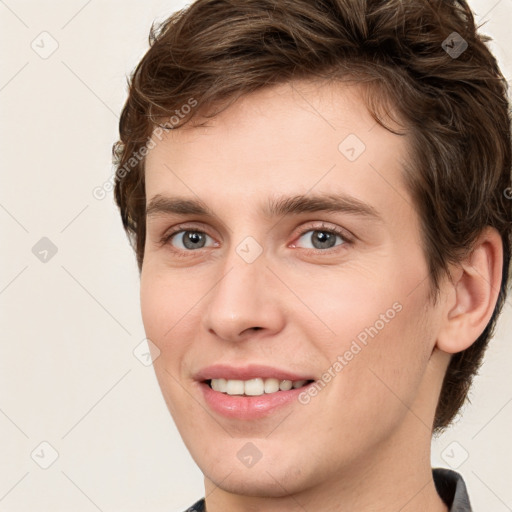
206, 467, 306, 498
199, 450, 317, 498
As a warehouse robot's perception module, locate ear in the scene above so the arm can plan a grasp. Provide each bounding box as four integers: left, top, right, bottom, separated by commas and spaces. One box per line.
436, 227, 504, 354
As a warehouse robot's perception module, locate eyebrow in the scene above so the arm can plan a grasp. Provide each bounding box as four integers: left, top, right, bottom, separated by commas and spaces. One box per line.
146, 193, 383, 222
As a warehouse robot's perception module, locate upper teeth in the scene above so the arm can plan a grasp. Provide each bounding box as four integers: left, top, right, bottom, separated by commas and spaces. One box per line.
210, 378, 308, 396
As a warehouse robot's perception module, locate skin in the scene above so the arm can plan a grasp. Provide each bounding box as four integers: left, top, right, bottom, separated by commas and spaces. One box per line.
140, 79, 502, 511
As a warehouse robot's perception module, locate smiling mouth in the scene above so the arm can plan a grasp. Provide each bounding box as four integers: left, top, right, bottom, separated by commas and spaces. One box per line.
205, 378, 315, 396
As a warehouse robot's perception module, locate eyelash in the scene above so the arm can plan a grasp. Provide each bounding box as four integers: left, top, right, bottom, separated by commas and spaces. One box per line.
158, 222, 353, 256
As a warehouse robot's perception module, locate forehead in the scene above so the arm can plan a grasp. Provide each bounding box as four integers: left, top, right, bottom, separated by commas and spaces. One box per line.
144, 80, 413, 226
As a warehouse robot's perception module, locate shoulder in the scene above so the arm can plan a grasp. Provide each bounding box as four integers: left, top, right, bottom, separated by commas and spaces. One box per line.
183, 497, 205, 512
433, 467, 473, 511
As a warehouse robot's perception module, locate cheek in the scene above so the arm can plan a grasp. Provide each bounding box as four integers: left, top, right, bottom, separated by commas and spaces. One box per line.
334, 291, 434, 426
139, 269, 198, 419
139, 267, 187, 352
300, 262, 434, 421
140, 272, 166, 340
139, 265, 210, 386
287, 264, 400, 353
140, 263, 195, 331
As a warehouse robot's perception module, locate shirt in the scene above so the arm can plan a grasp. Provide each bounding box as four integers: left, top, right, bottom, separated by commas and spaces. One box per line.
183, 467, 472, 511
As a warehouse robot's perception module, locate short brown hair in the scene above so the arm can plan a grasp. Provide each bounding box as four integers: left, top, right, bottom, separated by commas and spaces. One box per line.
113, 0, 512, 431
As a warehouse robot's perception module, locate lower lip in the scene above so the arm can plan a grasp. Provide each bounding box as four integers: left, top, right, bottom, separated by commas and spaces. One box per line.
198, 381, 314, 420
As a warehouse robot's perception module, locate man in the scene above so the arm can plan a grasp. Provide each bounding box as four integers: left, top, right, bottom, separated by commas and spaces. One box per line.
112, 0, 511, 510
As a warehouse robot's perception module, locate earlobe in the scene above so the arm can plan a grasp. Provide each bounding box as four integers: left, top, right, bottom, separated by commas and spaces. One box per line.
436, 227, 503, 355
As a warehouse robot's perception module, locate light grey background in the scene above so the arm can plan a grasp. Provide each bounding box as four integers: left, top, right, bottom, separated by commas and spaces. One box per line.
0, 1, 511, 510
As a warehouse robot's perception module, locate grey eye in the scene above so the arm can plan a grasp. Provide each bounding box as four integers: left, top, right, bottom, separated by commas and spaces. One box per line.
172, 231, 213, 250
296, 230, 344, 250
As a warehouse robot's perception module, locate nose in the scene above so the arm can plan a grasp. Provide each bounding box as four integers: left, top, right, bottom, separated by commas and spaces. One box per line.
202, 245, 286, 343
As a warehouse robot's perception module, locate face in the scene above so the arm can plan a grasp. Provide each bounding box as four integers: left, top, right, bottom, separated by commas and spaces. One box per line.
140, 80, 447, 498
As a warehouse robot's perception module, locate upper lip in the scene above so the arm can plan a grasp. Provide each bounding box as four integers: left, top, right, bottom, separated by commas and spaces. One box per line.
194, 364, 315, 382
